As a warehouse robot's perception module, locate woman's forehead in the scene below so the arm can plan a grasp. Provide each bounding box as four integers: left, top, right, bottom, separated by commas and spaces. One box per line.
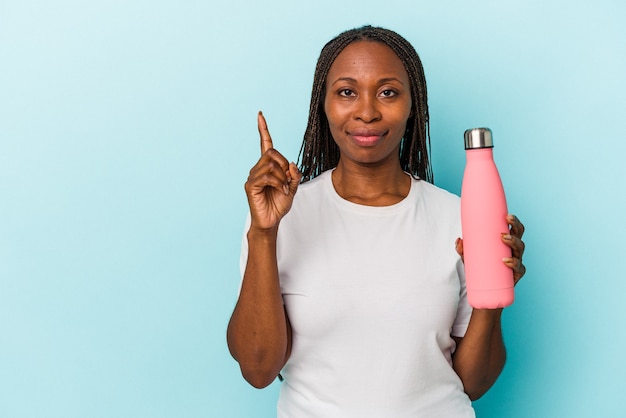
327, 41, 408, 83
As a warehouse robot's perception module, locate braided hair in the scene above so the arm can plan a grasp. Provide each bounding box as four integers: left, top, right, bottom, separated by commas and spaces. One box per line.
298, 25, 433, 184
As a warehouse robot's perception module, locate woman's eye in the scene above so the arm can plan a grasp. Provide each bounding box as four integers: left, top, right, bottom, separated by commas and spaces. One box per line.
339, 89, 354, 97
380, 89, 397, 97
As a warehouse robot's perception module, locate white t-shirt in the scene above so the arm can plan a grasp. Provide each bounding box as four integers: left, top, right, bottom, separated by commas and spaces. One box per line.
240, 170, 475, 417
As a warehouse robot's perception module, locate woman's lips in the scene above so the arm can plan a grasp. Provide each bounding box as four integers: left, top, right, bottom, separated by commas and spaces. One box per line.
348, 129, 386, 146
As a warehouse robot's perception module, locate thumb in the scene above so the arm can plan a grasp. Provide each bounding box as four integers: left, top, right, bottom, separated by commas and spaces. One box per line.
455, 238, 465, 262
287, 162, 302, 194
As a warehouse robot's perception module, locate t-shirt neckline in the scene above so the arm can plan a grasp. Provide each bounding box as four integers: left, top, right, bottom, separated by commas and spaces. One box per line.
322, 169, 419, 215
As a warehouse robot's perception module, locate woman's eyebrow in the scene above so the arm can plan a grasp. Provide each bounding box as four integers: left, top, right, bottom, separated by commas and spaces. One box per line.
330, 76, 406, 86
378, 77, 406, 85
330, 77, 357, 85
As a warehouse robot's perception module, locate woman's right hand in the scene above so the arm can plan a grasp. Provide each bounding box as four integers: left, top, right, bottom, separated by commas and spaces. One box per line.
245, 112, 302, 232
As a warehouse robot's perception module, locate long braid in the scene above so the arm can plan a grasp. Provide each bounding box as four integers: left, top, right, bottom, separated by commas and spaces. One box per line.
298, 26, 433, 183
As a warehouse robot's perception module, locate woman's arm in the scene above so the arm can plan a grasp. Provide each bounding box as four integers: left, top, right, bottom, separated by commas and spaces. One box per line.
452, 309, 505, 400
227, 228, 292, 388
452, 214, 526, 400
226, 112, 301, 388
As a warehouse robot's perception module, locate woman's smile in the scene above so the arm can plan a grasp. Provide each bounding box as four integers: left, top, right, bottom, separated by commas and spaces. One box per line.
347, 128, 387, 146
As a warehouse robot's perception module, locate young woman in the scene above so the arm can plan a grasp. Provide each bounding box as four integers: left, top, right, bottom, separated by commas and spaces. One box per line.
227, 26, 526, 417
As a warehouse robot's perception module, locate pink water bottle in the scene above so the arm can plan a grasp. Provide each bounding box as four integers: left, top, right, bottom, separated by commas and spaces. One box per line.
461, 128, 514, 309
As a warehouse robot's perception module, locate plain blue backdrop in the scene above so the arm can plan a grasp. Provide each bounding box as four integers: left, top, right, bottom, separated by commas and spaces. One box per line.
1, 0, 625, 416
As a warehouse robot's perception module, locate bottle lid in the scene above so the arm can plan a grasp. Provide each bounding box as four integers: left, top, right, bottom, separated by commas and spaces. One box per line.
464, 127, 493, 149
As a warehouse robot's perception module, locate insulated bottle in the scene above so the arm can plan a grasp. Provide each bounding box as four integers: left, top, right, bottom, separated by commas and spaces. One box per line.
461, 128, 514, 308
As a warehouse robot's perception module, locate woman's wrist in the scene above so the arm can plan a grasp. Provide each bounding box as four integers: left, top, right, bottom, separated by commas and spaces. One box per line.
247, 225, 279, 242
470, 308, 503, 323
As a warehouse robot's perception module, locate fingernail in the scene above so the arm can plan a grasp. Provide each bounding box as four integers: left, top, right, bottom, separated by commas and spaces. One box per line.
283, 184, 289, 195
503, 234, 512, 240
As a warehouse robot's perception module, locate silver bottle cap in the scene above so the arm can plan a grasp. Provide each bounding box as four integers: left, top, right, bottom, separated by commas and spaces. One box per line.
464, 127, 493, 149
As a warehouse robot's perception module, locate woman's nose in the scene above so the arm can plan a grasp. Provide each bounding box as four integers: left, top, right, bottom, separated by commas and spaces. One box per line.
353, 95, 382, 123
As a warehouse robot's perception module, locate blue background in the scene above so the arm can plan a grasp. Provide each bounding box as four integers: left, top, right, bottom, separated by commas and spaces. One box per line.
1, 0, 625, 416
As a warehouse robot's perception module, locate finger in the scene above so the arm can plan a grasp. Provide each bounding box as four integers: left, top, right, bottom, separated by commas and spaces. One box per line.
247, 153, 293, 195
502, 233, 525, 260
503, 257, 526, 285
258, 111, 274, 155
250, 151, 291, 186
250, 150, 290, 175
506, 214, 525, 238
246, 168, 291, 196
455, 238, 464, 262
287, 162, 302, 195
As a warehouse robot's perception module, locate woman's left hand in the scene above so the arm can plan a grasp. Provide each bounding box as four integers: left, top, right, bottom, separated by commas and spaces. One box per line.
455, 214, 526, 286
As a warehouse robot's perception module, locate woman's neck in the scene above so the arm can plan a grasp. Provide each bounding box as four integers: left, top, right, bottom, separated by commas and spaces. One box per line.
331, 160, 411, 207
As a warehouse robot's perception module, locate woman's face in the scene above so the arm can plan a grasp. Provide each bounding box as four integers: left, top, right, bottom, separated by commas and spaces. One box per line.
324, 41, 412, 169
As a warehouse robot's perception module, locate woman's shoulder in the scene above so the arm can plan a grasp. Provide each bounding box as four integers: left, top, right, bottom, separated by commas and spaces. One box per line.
295, 170, 332, 197
411, 179, 461, 231
413, 177, 460, 204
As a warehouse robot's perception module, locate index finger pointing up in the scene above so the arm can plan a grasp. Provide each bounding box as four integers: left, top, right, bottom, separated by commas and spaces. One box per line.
258, 111, 274, 155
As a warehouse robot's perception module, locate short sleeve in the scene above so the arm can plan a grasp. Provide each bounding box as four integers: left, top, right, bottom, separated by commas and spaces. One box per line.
451, 257, 473, 337
237, 213, 252, 293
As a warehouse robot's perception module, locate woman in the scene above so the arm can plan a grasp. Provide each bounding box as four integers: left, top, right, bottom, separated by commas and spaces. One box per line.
227, 25, 526, 417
